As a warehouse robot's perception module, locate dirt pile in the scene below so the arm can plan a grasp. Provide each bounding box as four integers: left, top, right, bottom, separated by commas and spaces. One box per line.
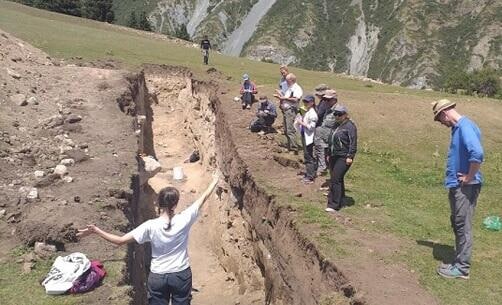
0, 29, 141, 304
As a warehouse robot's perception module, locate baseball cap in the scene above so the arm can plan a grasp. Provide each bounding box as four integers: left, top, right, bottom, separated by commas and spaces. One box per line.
302, 94, 315, 103
242, 73, 249, 81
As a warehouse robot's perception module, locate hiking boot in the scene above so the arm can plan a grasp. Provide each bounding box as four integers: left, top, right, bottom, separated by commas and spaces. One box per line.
242, 103, 246, 109
302, 178, 314, 184
437, 265, 469, 279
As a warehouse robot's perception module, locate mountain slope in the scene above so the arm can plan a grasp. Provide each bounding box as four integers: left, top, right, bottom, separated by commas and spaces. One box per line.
113, 0, 502, 89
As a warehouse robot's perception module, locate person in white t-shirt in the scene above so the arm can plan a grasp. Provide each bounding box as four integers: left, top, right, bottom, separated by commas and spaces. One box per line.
273, 73, 303, 153
77, 176, 219, 305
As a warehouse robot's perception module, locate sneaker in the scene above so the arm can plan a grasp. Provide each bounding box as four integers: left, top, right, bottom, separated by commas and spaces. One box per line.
246, 105, 251, 109
437, 265, 469, 279
325, 207, 336, 213
257, 130, 266, 136
242, 103, 246, 109
302, 178, 314, 184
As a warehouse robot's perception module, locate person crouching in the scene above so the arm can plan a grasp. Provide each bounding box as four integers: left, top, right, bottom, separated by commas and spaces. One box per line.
295, 95, 318, 184
250, 96, 277, 134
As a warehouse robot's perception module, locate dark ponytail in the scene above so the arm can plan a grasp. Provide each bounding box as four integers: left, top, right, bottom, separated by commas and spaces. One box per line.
158, 187, 180, 231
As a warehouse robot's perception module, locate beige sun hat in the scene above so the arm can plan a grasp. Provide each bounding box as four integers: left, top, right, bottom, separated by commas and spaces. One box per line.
432, 99, 456, 121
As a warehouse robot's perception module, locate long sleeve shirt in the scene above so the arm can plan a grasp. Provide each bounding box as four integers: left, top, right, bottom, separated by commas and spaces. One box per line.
445, 116, 484, 188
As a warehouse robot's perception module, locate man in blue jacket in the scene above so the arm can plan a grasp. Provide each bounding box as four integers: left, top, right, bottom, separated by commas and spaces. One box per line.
432, 99, 484, 279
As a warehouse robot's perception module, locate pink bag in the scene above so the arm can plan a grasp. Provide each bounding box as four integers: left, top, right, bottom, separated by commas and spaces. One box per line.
70, 260, 106, 294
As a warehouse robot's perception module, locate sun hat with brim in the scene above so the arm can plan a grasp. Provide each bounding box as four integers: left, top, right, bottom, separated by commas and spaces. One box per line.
314, 84, 329, 96
242, 73, 249, 81
323, 89, 337, 99
432, 99, 456, 121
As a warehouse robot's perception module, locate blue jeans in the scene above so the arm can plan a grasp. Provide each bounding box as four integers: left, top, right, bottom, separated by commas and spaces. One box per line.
147, 267, 192, 305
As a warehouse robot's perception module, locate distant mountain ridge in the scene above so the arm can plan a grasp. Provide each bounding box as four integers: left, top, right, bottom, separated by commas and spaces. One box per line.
107, 0, 502, 88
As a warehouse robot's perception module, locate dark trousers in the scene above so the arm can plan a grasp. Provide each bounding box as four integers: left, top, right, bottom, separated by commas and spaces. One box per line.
147, 267, 192, 305
327, 156, 351, 210
241, 92, 254, 107
250, 116, 275, 132
282, 108, 299, 150
302, 137, 316, 180
449, 184, 481, 274
202, 49, 209, 65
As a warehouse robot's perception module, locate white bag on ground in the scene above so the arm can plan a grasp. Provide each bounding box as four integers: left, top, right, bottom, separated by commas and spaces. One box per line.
42, 252, 91, 295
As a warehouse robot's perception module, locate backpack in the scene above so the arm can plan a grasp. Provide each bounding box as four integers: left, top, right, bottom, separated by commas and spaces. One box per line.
70, 260, 106, 294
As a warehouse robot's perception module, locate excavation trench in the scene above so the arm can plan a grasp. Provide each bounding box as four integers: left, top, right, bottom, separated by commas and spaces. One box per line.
125, 66, 356, 305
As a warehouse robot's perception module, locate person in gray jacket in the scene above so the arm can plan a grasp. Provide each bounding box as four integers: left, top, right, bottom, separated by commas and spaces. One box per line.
326, 105, 357, 212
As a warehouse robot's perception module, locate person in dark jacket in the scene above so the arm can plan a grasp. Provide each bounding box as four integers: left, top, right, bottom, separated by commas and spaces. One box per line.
200, 35, 211, 65
314, 88, 336, 175
326, 104, 357, 212
250, 95, 277, 134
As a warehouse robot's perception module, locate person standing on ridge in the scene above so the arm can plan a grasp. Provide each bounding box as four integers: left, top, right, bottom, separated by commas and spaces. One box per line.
432, 99, 484, 280
200, 35, 211, 65
326, 104, 357, 213
77, 176, 220, 305
296, 94, 318, 184
274, 73, 303, 154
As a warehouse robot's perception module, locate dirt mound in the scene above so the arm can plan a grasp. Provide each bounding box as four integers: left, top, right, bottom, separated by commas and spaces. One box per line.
0, 28, 139, 304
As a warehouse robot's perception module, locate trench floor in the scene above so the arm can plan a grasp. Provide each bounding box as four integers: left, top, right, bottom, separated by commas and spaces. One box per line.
147, 97, 255, 304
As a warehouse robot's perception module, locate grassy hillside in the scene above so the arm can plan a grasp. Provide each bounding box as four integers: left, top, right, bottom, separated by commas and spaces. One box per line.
1, 2, 501, 305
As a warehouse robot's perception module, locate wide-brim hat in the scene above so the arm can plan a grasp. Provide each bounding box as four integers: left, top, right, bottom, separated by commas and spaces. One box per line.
432, 99, 456, 121
314, 84, 329, 96
323, 89, 337, 99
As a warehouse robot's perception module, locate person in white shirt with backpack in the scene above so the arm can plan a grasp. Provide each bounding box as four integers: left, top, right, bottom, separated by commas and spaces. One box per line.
77, 175, 219, 305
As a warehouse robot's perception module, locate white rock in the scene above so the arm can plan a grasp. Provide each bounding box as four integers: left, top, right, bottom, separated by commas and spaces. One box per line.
34, 242, 56, 254
63, 138, 75, 147
27, 188, 38, 200
10, 94, 27, 106
139, 156, 162, 185
6, 68, 21, 79
34, 170, 45, 178
60, 158, 75, 166
0, 209, 6, 218
27, 96, 38, 105
54, 164, 68, 176
62, 176, 73, 183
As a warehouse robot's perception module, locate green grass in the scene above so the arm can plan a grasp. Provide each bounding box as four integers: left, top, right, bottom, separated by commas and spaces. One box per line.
1, 2, 502, 305
0, 247, 84, 305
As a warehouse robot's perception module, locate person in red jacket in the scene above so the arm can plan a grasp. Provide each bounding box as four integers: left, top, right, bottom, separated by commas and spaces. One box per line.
240, 73, 258, 110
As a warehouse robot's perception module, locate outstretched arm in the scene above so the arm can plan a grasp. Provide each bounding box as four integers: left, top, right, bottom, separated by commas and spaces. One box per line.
77, 225, 135, 246
193, 174, 219, 210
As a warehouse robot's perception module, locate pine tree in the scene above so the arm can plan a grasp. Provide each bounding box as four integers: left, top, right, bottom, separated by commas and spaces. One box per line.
138, 11, 152, 31
127, 12, 138, 29
175, 25, 190, 41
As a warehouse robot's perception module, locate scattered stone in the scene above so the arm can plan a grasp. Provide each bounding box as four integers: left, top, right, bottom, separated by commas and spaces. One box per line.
294, 192, 303, 197
108, 188, 126, 199
27, 96, 38, 105
35, 173, 60, 187
62, 176, 73, 183
64, 149, 89, 163
54, 164, 68, 176
74, 196, 81, 203
22, 262, 34, 273
34, 170, 45, 178
190, 189, 197, 193
6, 68, 21, 79
64, 114, 82, 124
60, 158, 75, 166
34, 242, 57, 255
10, 94, 27, 106
26, 188, 39, 200
79, 143, 88, 149
6, 212, 21, 223
0, 209, 6, 218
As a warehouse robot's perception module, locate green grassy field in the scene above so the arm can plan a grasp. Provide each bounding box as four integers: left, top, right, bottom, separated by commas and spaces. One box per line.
1, 2, 501, 305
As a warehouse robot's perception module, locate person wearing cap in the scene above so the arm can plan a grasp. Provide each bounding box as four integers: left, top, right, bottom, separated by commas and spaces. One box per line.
314, 88, 337, 175
249, 95, 277, 134
200, 35, 212, 65
432, 99, 484, 280
278, 65, 289, 95
295, 94, 318, 184
326, 104, 357, 212
240, 73, 258, 109
274, 73, 303, 153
